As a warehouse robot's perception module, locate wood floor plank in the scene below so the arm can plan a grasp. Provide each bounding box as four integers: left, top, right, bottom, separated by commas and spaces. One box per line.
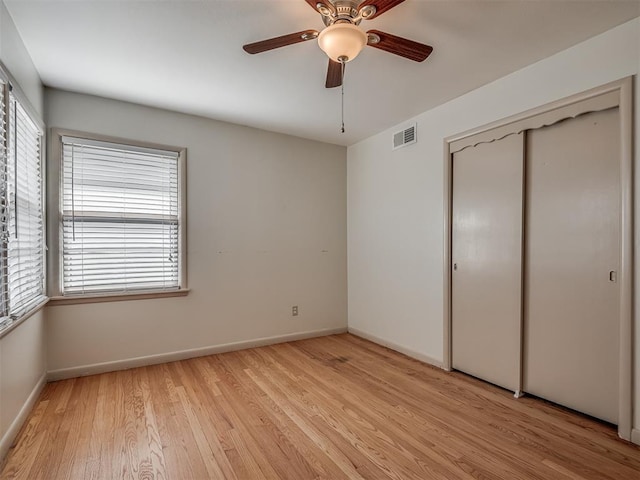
145, 363, 195, 478
82, 373, 114, 480
154, 362, 210, 479
316, 340, 604, 478
58, 376, 100, 480
248, 346, 468, 480
287, 338, 558, 478
218, 353, 333, 479
317, 335, 640, 479
210, 355, 308, 479
260, 344, 516, 479
241, 367, 358, 480
16, 381, 75, 480
172, 363, 237, 480
0, 400, 49, 479
240, 347, 395, 479
2, 333, 639, 480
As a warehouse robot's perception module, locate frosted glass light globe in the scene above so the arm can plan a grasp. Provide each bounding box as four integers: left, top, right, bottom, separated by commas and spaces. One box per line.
318, 23, 367, 63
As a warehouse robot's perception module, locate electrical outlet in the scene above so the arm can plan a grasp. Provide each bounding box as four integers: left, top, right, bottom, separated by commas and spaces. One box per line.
292, 305, 298, 316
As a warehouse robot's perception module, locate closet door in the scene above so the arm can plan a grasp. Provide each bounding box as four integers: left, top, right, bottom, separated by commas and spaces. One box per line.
451, 133, 524, 392
524, 108, 620, 424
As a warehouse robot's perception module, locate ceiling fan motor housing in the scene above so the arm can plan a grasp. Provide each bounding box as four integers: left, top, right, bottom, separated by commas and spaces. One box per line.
321, 0, 371, 26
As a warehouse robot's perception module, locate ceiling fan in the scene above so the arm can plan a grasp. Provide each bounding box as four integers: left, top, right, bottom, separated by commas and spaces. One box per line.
243, 0, 433, 88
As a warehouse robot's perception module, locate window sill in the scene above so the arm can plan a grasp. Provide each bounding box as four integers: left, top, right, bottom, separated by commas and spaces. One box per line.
48, 289, 190, 306
0, 297, 50, 340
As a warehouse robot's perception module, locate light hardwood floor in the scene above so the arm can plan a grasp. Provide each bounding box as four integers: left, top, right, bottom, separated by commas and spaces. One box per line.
1, 333, 639, 479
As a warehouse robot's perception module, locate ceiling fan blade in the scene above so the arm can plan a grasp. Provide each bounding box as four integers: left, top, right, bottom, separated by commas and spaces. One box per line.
325, 59, 343, 88
359, 0, 406, 20
304, 0, 335, 14
243, 30, 318, 54
367, 30, 433, 62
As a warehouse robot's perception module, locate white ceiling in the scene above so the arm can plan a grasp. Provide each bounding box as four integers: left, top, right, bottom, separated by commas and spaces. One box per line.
5, 0, 639, 146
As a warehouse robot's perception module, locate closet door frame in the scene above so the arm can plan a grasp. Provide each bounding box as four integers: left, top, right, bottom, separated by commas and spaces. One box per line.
442, 77, 633, 441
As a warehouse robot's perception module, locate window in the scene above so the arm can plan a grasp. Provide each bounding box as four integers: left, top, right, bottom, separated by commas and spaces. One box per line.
0, 76, 46, 332
58, 133, 186, 297
7, 92, 45, 315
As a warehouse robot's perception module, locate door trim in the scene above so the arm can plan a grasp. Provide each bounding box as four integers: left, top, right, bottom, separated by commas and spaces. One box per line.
442, 77, 634, 441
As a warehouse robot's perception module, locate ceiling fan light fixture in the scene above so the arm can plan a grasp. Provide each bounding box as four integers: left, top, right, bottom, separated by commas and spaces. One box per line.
317, 23, 367, 62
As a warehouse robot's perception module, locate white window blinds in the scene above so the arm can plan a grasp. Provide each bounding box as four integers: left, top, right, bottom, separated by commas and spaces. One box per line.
7, 92, 45, 316
61, 137, 180, 295
0, 84, 9, 325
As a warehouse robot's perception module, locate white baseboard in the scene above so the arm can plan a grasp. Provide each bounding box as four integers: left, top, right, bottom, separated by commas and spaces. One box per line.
48, 326, 348, 381
0, 372, 47, 463
348, 327, 443, 369
631, 428, 640, 446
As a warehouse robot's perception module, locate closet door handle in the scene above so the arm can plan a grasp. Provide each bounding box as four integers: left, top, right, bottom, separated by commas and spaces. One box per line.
609, 270, 617, 282
453, 263, 458, 271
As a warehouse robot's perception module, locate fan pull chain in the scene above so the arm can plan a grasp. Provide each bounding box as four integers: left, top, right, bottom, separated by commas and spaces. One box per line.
340, 59, 345, 134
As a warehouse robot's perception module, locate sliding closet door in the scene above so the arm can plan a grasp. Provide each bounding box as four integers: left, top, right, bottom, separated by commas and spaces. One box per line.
524, 108, 620, 424
451, 133, 524, 392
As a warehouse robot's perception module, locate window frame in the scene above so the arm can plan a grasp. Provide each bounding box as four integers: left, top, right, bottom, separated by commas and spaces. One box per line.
0, 61, 48, 339
48, 128, 188, 305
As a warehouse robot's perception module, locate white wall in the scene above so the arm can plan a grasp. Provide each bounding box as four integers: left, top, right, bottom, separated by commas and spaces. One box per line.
45, 89, 347, 376
348, 18, 640, 432
0, 311, 46, 458
0, 0, 46, 461
0, 1, 42, 116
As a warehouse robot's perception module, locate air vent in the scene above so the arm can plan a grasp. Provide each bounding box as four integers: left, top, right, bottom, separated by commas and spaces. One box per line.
392, 124, 417, 150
